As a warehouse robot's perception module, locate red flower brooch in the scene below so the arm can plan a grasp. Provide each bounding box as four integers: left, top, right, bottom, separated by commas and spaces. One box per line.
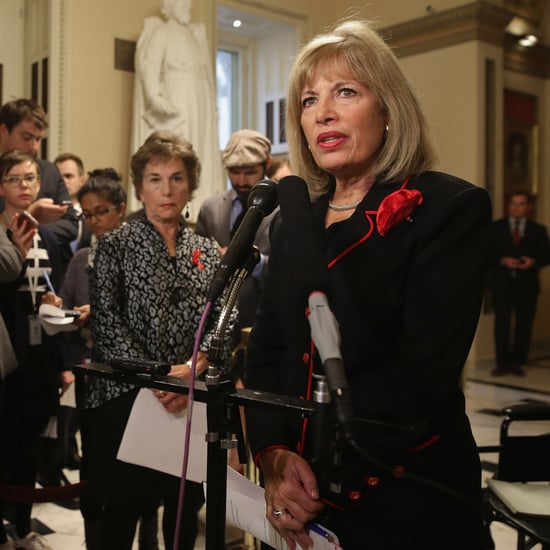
192, 249, 205, 270
376, 188, 423, 237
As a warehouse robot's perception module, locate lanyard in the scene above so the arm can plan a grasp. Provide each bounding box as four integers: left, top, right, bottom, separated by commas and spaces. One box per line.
26, 233, 45, 312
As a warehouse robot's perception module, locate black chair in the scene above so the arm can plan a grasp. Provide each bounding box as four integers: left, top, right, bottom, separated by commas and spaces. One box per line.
479, 402, 550, 550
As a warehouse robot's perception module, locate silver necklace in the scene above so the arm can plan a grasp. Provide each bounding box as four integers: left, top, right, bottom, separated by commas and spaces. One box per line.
328, 200, 361, 211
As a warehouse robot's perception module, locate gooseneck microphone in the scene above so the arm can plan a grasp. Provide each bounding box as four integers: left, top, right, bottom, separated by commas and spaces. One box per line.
207, 178, 278, 302
277, 176, 354, 440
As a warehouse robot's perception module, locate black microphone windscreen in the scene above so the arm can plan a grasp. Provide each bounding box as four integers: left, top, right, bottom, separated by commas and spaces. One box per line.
206, 178, 278, 302
277, 176, 331, 299
247, 178, 278, 215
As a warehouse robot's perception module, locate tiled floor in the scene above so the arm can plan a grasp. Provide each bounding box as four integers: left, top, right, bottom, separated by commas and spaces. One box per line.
3, 358, 550, 549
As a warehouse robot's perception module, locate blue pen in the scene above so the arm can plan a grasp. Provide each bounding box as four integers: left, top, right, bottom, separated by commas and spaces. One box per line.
42, 270, 56, 294
307, 522, 333, 541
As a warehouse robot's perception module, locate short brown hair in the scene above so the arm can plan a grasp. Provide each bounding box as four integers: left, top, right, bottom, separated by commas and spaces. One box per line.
55, 152, 85, 176
0, 99, 49, 132
130, 131, 200, 201
0, 150, 40, 181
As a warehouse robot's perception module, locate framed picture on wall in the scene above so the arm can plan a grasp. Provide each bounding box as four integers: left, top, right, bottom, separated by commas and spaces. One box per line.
504, 120, 538, 196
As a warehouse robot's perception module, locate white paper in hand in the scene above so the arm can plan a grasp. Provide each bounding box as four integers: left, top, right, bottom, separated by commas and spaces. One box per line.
225, 467, 341, 550
117, 388, 208, 482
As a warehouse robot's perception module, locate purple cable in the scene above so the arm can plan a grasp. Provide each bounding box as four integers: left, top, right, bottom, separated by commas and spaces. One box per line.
173, 300, 212, 550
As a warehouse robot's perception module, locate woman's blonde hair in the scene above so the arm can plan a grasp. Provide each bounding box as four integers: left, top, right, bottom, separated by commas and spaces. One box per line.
286, 19, 435, 197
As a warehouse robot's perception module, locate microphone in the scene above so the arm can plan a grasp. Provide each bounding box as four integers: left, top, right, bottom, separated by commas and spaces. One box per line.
277, 176, 354, 440
207, 178, 278, 302
307, 292, 354, 440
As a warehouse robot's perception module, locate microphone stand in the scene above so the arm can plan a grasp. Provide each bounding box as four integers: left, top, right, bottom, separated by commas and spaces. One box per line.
201, 249, 259, 549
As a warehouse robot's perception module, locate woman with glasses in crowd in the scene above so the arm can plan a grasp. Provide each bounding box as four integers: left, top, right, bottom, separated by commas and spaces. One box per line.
0, 151, 66, 550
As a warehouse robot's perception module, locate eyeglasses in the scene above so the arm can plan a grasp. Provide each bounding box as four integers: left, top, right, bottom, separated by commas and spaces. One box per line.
79, 205, 118, 222
1, 174, 38, 187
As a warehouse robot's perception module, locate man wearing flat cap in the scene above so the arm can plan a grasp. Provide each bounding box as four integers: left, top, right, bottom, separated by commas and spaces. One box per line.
195, 129, 276, 330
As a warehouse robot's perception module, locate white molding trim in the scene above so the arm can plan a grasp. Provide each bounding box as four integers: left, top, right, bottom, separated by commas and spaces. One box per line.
49, 0, 70, 156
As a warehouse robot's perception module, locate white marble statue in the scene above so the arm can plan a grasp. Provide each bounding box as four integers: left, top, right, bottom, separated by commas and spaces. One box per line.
130, 0, 224, 216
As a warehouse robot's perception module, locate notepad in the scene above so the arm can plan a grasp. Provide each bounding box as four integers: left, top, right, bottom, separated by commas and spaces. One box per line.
38, 304, 79, 335
488, 479, 550, 517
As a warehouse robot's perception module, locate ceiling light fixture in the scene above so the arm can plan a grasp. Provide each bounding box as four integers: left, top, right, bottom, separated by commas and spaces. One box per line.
232, 19, 242, 28
517, 33, 538, 47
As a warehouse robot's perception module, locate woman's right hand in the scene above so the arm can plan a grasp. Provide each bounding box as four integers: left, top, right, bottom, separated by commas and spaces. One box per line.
260, 448, 324, 550
41, 291, 63, 308
10, 213, 36, 258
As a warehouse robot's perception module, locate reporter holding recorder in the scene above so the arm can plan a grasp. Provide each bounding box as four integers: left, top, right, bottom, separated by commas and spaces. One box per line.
244, 19, 491, 550
84, 131, 236, 550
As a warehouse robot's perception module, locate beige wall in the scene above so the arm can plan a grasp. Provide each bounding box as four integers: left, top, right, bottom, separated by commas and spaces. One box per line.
60, 1, 159, 187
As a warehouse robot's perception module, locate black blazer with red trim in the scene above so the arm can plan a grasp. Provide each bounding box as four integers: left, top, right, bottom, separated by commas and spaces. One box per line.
245, 171, 491, 469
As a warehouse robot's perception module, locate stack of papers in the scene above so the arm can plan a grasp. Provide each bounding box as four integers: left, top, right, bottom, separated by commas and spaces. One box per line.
226, 467, 340, 550
38, 304, 79, 335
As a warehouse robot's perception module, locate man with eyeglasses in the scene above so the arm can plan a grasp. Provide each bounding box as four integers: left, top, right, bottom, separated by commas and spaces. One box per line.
0, 98, 78, 273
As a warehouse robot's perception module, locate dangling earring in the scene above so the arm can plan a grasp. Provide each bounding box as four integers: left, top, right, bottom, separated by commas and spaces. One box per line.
184, 204, 191, 220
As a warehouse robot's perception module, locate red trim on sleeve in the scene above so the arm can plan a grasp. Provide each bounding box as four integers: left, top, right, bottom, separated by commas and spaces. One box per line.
254, 445, 290, 469
299, 337, 317, 457
406, 434, 441, 454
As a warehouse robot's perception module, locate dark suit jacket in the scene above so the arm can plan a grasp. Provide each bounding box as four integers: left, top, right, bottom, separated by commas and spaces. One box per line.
195, 188, 277, 328
488, 217, 550, 297
245, 172, 491, 488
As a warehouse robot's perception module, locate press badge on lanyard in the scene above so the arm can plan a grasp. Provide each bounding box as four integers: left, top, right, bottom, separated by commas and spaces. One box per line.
28, 315, 42, 346
27, 238, 44, 346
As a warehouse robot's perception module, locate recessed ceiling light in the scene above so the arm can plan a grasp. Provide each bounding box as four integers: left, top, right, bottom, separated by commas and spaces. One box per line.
517, 34, 538, 47
233, 19, 242, 28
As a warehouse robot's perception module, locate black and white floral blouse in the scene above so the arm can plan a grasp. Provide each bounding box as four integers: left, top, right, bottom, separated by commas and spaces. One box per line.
85, 214, 236, 409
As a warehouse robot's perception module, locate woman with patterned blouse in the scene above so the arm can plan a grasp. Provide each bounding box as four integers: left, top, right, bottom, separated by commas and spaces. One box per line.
84, 131, 235, 550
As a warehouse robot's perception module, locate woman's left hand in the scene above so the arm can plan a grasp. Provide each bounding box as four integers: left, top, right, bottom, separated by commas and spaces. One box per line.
151, 351, 208, 414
